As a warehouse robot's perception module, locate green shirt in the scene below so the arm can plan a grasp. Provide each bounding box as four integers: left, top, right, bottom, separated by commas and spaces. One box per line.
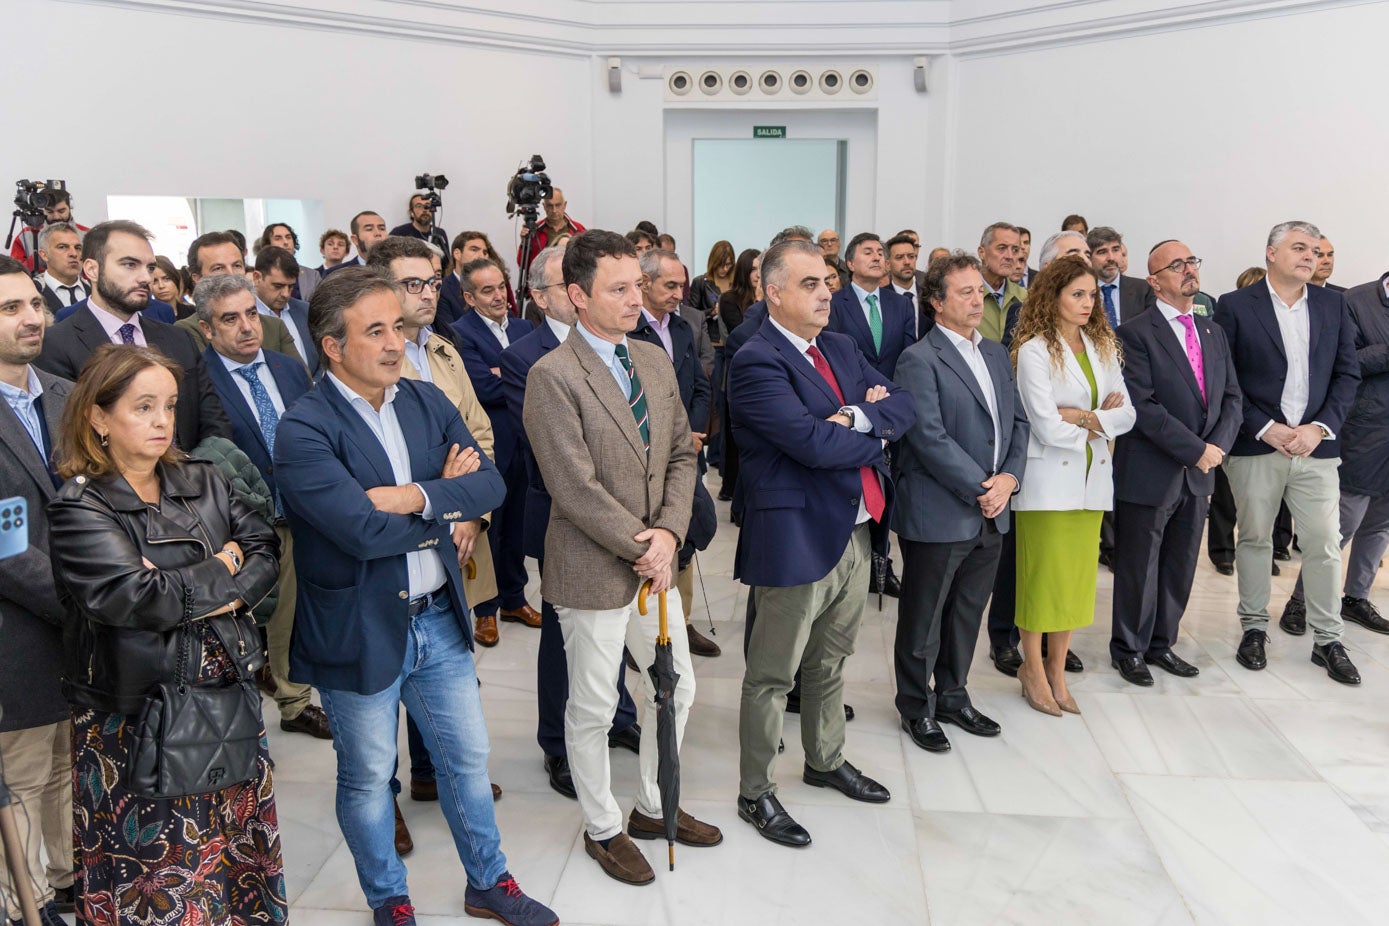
980, 278, 1028, 343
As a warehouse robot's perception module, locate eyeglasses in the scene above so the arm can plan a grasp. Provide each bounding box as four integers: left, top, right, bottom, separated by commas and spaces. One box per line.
399, 277, 443, 293
1155, 257, 1203, 275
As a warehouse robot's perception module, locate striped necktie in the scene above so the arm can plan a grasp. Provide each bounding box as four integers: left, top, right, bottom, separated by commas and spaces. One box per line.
613, 343, 650, 454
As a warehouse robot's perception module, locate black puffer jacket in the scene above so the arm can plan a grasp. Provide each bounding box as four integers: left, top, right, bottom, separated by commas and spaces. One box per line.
47, 458, 279, 715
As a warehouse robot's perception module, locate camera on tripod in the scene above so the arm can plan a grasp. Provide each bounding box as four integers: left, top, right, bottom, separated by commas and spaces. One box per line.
12, 179, 66, 224
413, 173, 448, 214
505, 155, 552, 224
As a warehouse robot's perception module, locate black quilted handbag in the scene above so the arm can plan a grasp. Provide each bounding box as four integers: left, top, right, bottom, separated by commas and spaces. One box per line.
126, 587, 263, 799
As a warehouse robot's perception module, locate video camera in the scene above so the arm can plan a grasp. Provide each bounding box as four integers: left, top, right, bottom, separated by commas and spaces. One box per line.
414, 173, 448, 215
505, 155, 552, 227
12, 179, 66, 225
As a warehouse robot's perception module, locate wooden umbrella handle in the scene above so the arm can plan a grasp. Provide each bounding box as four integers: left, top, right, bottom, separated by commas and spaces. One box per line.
465, 557, 477, 581
637, 578, 652, 614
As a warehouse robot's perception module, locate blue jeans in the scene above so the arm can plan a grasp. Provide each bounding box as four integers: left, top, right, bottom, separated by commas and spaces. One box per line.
319, 598, 506, 907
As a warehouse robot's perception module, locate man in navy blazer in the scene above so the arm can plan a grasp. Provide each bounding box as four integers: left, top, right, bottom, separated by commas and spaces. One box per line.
729, 240, 916, 848
1216, 221, 1362, 686
891, 253, 1028, 753
274, 267, 555, 924
499, 246, 639, 799
252, 246, 319, 376
450, 258, 540, 643
193, 273, 329, 739
1111, 241, 1242, 687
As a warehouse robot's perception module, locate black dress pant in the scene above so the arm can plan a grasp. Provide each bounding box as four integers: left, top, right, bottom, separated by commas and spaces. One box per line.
895, 528, 1002, 719
1111, 492, 1208, 661
986, 528, 1019, 649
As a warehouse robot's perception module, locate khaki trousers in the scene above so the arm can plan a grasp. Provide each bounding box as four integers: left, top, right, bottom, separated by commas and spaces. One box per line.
739, 523, 870, 799
269, 524, 312, 718
0, 722, 73, 918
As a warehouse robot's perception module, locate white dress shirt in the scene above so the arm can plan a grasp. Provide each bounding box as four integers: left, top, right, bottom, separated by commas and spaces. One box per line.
42, 272, 85, 306
938, 325, 1001, 470
326, 372, 446, 598
217, 349, 287, 423
87, 300, 147, 346
544, 314, 572, 343
892, 281, 919, 337
1258, 280, 1332, 439
482, 313, 511, 350
403, 327, 435, 384
257, 296, 310, 366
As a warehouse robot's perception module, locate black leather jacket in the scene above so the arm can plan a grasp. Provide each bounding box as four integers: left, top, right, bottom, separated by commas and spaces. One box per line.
47, 459, 279, 715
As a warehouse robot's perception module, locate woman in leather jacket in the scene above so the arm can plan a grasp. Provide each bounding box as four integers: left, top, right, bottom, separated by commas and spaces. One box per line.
47, 344, 287, 925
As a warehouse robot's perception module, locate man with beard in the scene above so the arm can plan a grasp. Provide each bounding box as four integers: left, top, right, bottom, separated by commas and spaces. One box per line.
34, 220, 230, 449
324, 211, 390, 275
1088, 228, 1157, 329
391, 193, 451, 258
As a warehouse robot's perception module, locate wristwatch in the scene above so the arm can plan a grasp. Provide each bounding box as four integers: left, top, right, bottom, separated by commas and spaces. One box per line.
838, 406, 856, 423
1317, 424, 1332, 439
222, 547, 242, 571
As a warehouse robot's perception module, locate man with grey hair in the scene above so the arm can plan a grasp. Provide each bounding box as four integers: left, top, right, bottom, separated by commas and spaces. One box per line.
975, 222, 1026, 344
34, 221, 87, 313
1087, 227, 1157, 328
1216, 220, 1362, 685
1038, 230, 1091, 269
193, 272, 329, 738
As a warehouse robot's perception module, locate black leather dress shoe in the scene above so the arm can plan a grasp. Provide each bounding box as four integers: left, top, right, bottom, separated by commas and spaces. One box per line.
608, 723, 642, 754
280, 704, 333, 739
1343, 596, 1389, 635
737, 793, 811, 847
900, 717, 951, 752
935, 705, 1001, 737
1145, 651, 1199, 678
1064, 649, 1084, 673
544, 754, 576, 799
1236, 629, 1268, 671
785, 695, 854, 722
802, 760, 890, 803
1271, 561, 1281, 577
1099, 549, 1115, 571
1112, 656, 1154, 686
1279, 598, 1307, 636
991, 646, 1023, 677
1213, 559, 1235, 576
1311, 642, 1362, 685
1273, 548, 1292, 561
868, 568, 902, 598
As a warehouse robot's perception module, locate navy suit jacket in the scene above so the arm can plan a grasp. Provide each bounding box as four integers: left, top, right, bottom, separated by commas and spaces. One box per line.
449, 310, 537, 474
320, 255, 362, 277
274, 376, 505, 694
54, 296, 175, 324
1114, 309, 1243, 507
632, 311, 711, 433
499, 320, 564, 560
203, 347, 313, 496
1214, 281, 1359, 459
437, 274, 467, 331
729, 320, 917, 587
826, 286, 916, 378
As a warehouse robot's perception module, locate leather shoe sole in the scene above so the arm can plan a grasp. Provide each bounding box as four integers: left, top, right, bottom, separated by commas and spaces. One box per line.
901, 718, 951, 752
500, 604, 543, 628
1343, 607, 1389, 635
629, 808, 723, 847
936, 707, 1001, 737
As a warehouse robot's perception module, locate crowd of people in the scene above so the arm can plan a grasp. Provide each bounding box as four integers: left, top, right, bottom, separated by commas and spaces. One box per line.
1, 182, 1385, 926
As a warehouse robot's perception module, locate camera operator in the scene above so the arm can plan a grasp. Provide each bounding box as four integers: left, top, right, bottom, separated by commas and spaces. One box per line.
516, 186, 585, 270
390, 192, 451, 257
35, 221, 88, 312
10, 185, 89, 273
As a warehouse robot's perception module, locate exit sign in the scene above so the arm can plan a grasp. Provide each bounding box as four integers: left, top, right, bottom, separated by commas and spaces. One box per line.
753, 125, 786, 139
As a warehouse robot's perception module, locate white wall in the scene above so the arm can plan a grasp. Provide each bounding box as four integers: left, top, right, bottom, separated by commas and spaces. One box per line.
0, 1, 593, 270
946, 2, 1389, 290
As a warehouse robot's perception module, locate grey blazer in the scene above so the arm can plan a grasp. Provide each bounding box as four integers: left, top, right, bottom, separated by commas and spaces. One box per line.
1117, 274, 1159, 325
0, 369, 72, 731
523, 332, 697, 610
891, 325, 1030, 543
679, 303, 715, 379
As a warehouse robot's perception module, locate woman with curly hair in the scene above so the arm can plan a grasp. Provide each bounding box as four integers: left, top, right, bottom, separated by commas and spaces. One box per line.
1010, 255, 1136, 716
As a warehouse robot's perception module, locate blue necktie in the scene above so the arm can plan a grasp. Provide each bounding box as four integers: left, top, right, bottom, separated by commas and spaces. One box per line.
236, 362, 280, 453
1101, 284, 1119, 329
117, 323, 137, 344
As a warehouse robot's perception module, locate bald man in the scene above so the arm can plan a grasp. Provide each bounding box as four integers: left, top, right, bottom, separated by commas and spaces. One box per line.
518, 186, 586, 269
1109, 240, 1242, 685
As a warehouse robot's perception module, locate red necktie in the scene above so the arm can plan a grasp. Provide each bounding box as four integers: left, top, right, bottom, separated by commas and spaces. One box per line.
806, 344, 885, 522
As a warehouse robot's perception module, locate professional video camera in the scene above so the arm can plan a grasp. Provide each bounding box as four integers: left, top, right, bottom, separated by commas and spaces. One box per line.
414, 172, 448, 214
505, 155, 552, 227
7, 179, 67, 253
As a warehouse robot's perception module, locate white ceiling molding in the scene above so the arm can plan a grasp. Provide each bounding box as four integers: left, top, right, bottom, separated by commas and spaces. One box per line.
59, 0, 1370, 58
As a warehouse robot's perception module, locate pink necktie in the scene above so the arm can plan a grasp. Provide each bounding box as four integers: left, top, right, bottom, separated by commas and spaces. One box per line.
1176, 314, 1206, 404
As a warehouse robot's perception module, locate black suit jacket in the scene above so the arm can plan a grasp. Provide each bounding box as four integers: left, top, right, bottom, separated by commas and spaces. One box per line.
35, 305, 231, 451
631, 311, 711, 433
1215, 281, 1359, 458
1114, 309, 1243, 507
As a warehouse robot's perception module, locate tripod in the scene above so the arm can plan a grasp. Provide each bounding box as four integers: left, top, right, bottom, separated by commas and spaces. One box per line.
515, 204, 543, 304
4, 210, 43, 274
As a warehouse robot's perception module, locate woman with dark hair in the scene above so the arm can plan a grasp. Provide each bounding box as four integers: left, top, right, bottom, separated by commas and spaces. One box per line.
149, 255, 192, 319
47, 344, 286, 925
689, 240, 736, 328
1009, 255, 1135, 716
717, 248, 762, 334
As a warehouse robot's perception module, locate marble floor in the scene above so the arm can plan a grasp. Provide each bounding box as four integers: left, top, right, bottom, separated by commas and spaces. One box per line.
273, 482, 1389, 926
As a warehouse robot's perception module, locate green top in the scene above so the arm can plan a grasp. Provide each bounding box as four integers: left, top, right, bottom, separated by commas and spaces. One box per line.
1076, 350, 1097, 471
979, 278, 1028, 343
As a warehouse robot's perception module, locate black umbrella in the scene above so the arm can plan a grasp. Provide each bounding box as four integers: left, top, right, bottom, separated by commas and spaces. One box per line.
872, 551, 887, 612
637, 579, 681, 871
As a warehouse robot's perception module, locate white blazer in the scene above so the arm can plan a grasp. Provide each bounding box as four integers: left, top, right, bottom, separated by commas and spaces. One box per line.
1013, 332, 1136, 512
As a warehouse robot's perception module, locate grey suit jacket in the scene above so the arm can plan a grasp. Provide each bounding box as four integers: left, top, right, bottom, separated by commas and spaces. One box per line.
0, 369, 72, 731
523, 331, 697, 609
680, 303, 715, 379
891, 325, 1030, 543
177, 312, 307, 370
1116, 274, 1158, 325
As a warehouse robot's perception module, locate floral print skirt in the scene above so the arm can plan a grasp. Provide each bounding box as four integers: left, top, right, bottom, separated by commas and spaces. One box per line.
71, 632, 288, 926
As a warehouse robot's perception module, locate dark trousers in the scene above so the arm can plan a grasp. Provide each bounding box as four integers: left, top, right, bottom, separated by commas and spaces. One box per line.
1111, 493, 1208, 661
1100, 510, 1115, 559
986, 528, 1019, 649
721, 393, 741, 503
535, 558, 638, 757
895, 528, 1002, 719
1209, 466, 1293, 562
475, 455, 530, 616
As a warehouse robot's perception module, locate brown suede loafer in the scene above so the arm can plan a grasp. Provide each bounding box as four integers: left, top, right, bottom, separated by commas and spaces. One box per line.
628, 807, 723, 847
584, 832, 654, 885
474, 614, 500, 647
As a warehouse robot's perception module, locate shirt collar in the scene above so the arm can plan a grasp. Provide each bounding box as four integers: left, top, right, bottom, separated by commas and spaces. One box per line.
544, 314, 572, 343
412, 326, 434, 349
892, 281, 914, 298
1156, 299, 1195, 322
326, 370, 397, 411
87, 299, 141, 336
0, 365, 42, 401
576, 320, 625, 362
850, 281, 880, 304
1266, 278, 1308, 312
42, 271, 80, 292
641, 308, 672, 330
217, 348, 267, 373
768, 314, 815, 355
481, 313, 508, 336
255, 296, 281, 317
937, 324, 982, 351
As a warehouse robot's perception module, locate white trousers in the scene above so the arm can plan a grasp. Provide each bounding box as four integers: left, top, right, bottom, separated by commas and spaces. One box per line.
556, 588, 696, 840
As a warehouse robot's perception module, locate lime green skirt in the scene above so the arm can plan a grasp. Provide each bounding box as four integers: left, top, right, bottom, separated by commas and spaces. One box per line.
1014, 509, 1103, 633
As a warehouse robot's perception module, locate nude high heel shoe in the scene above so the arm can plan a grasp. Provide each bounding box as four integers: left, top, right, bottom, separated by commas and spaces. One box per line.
1019, 672, 1063, 717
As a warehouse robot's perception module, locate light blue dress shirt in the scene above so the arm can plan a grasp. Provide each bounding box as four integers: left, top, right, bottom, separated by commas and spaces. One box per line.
576, 321, 632, 396
0, 366, 45, 457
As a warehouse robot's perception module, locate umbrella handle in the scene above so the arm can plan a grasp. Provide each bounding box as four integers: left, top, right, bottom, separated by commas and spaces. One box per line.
637, 578, 651, 615
465, 557, 477, 581
637, 579, 671, 645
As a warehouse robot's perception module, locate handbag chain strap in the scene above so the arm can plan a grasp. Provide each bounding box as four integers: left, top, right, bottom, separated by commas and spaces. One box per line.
175, 585, 195, 694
